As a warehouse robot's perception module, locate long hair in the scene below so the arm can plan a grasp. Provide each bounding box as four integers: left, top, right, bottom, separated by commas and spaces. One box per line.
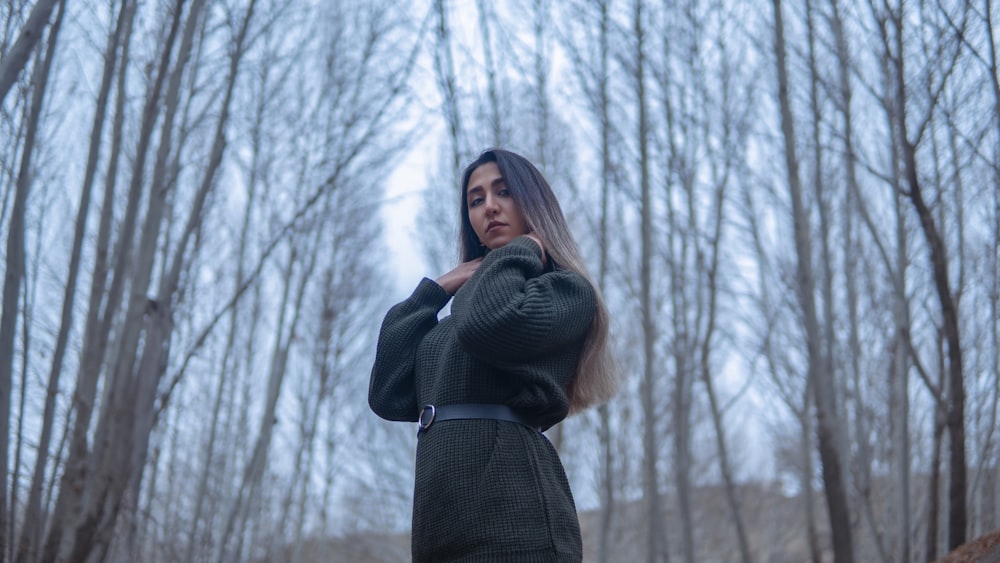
458, 148, 617, 412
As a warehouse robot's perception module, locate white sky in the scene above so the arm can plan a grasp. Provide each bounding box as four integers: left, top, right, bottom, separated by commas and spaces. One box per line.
382, 136, 440, 297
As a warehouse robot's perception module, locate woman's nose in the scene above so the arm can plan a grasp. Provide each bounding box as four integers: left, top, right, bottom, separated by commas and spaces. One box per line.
484, 196, 499, 214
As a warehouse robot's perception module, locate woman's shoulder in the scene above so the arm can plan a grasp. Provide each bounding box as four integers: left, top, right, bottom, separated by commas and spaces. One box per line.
535, 268, 597, 319
546, 266, 593, 289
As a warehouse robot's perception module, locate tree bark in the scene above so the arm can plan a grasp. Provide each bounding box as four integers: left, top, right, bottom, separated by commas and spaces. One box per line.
635, 1, 665, 561
16, 4, 131, 562
184, 13, 263, 558
869, 1, 967, 548
927, 404, 946, 561
42, 2, 194, 561
0, 1, 64, 558
669, 73, 695, 563
889, 134, 914, 563
891, 28, 967, 555
906, 139, 968, 551
423, 0, 463, 273
532, 0, 549, 170
801, 396, 822, 563
434, 0, 462, 175
475, 0, 501, 146
770, 1, 854, 561
988, 0, 1000, 516
743, 141, 822, 563
80, 1, 251, 558
700, 180, 752, 563
41, 3, 183, 559
0, 0, 60, 104
992, 138, 1000, 535
596, 3, 615, 562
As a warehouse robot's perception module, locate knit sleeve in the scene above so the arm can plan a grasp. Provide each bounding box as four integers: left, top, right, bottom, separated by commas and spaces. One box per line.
369, 278, 451, 422
452, 236, 596, 363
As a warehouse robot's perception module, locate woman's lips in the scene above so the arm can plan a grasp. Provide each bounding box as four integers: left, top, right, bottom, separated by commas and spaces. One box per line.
487, 222, 506, 233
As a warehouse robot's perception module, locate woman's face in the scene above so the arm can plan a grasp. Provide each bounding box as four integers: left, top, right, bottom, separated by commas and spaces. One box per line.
466, 162, 529, 250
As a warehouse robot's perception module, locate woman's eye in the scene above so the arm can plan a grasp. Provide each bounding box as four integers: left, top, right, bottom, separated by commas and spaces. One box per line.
498, 188, 510, 197
469, 197, 483, 207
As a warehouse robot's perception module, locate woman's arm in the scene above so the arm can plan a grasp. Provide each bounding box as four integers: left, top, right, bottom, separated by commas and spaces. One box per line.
452, 236, 596, 363
368, 278, 451, 421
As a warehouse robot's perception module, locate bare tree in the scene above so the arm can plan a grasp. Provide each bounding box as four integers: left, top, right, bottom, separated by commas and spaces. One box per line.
771, 0, 854, 561
182, 13, 278, 559
476, 0, 502, 146
0, 1, 64, 558
869, 0, 968, 550
15, 4, 132, 562
61, 0, 211, 559
594, 4, 618, 561
435, 0, 463, 177
742, 174, 823, 563
632, 2, 666, 562
552, 0, 631, 559
656, 2, 696, 558
0, 0, 60, 104
419, 0, 465, 275
41, 2, 187, 558
694, 6, 755, 561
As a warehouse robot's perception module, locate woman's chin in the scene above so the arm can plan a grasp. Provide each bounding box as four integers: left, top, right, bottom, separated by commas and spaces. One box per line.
485, 236, 513, 249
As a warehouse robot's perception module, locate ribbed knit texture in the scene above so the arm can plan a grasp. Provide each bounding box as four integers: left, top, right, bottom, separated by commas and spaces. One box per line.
370, 236, 595, 562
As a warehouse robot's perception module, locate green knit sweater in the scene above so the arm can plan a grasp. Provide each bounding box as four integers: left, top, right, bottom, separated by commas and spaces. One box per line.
370, 236, 595, 562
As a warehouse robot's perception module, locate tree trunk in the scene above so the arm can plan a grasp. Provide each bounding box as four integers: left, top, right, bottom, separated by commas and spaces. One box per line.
44, 1, 199, 560
927, 406, 946, 561
987, 0, 1000, 518
532, 0, 549, 170
434, 0, 462, 175
801, 390, 823, 563
672, 351, 693, 563
804, 2, 869, 558
423, 0, 463, 274
16, 3, 131, 561
992, 145, 1000, 535
85, 1, 252, 557
41, 3, 183, 559
890, 147, 914, 563
897, 66, 967, 558
635, 1, 665, 561
908, 145, 968, 550
0, 0, 60, 104
272, 212, 335, 563
700, 182, 752, 563
185, 17, 263, 558
744, 168, 822, 563
878, 2, 966, 548
770, 1, 854, 561
475, 0, 501, 146
596, 3, 615, 561
666, 92, 696, 561
0, 1, 64, 558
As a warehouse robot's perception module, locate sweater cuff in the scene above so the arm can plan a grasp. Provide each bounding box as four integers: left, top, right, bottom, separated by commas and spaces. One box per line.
414, 277, 453, 310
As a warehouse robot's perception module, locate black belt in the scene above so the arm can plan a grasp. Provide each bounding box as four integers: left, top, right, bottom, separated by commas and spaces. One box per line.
417, 404, 540, 435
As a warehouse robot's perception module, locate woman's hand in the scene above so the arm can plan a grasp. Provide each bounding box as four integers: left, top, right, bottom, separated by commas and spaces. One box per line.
523, 234, 548, 267
435, 258, 483, 295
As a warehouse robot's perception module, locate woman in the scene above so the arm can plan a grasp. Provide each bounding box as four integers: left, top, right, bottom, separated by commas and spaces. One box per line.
369, 148, 615, 562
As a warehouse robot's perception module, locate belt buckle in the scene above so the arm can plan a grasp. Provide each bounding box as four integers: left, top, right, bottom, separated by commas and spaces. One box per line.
418, 404, 436, 430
